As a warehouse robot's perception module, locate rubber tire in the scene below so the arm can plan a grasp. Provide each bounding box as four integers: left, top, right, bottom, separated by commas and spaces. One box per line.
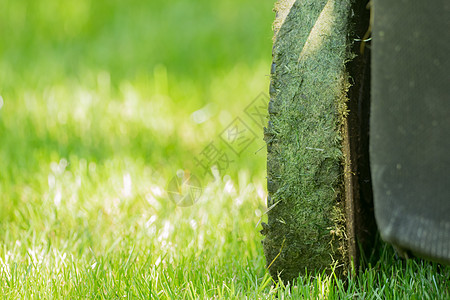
262, 0, 375, 282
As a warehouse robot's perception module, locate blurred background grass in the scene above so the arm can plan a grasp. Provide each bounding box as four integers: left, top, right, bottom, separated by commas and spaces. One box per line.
0, 0, 276, 297
0, 0, 273, 169
0, 0, 274, 213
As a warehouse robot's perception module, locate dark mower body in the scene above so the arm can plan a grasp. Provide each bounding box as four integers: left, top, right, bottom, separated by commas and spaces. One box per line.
371, 0, 450, 265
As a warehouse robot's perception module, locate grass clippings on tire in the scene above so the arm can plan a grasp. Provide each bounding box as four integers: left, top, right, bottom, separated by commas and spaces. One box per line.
262, 0, 354, 282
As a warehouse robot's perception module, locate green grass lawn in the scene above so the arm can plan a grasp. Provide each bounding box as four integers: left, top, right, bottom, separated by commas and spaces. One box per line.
0, 0, 448, 298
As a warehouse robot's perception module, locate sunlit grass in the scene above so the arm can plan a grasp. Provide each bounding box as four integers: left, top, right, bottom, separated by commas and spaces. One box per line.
0, 162, 268, 298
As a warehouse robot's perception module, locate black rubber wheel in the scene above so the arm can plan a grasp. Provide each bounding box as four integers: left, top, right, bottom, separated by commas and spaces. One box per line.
261, 0, 376, 282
